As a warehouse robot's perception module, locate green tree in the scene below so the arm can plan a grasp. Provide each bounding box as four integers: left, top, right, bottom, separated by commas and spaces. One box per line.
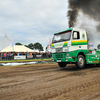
24, 45, 28, 47
28, 43, 34, 50
15, 42, 22, 45
34, 42, 43, 51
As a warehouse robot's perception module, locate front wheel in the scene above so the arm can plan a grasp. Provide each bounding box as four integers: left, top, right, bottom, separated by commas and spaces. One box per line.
76, 55, 85, 68
58, 62, 67, 68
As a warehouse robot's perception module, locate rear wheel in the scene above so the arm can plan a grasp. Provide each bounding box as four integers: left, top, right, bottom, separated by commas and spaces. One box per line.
58, 62, 67, 68
76, 55, 85, 68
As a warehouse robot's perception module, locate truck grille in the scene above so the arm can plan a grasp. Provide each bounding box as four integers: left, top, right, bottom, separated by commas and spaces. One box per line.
55, 54, 63, 58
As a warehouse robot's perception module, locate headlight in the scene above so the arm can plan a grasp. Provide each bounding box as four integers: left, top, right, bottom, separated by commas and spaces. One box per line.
66, 54, 69, 56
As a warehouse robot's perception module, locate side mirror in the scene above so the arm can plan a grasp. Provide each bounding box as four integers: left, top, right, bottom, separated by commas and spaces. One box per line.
73, 32, 77, 39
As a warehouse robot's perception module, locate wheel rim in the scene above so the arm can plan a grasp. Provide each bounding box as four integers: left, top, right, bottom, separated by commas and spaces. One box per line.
79, 57, 84, 66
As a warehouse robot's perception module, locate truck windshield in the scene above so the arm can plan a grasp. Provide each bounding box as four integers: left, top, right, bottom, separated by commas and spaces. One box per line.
52, 31, 71, 43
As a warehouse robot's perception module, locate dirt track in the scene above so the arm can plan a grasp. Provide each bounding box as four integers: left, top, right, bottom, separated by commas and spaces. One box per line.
0, 63, 100, 100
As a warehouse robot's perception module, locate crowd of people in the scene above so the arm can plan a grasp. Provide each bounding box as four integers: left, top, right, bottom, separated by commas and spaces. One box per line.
0, 52, 52, 60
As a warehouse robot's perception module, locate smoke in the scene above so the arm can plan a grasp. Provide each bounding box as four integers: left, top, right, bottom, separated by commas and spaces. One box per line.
67, 9, 78, 27
67, 0, 100, 31
96, 24, 100, 31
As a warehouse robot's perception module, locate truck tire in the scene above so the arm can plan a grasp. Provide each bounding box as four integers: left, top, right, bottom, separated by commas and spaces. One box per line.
76, 55, 85, 68
58, 62, 67, 68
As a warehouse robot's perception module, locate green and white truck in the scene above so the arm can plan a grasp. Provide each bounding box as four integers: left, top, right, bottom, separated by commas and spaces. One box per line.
51, 28, 100, 68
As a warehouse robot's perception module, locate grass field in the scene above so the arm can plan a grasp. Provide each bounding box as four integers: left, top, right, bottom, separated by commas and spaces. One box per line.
0, 58, 51, 63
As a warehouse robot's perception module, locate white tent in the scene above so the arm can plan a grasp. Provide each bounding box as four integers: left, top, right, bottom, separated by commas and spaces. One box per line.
0, 45, 35, 52
0, 34, 10, 50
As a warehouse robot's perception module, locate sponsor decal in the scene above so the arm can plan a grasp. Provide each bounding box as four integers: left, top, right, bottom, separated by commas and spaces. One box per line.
82, 33, 85, 39
52, 44, 54, 47
71, 40, 87, 46
63, 41, 68, 47
92, 61, 99, 63
92, 51, 96, 54
14, 56, 26, 60
27, 55, 33, 59
88, 61, 92, 63
36, 55, 42, 57
54, 43, 63, 47
52, 41, 68, 48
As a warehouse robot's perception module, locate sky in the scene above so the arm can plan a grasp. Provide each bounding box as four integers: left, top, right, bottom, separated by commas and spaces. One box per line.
0, 0, 68, 50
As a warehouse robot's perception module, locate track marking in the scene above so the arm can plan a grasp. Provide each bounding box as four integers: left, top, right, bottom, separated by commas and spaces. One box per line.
79, 91, 100, 100
19, 67, 60, 74
0, 68, 61, 88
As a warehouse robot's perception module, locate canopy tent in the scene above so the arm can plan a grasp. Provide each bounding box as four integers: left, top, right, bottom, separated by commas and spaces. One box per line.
0, 34, 10, 50
0, 45, 35, 52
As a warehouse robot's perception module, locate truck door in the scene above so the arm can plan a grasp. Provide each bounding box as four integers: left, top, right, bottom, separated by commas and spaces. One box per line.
69, 31, 81, 51
69, 31, 87, 51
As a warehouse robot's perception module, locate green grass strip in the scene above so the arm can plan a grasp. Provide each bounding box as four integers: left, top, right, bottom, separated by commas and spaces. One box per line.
0, 58, 51, 63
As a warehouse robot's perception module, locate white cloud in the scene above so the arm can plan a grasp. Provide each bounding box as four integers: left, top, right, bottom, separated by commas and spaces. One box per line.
0, 0, 68, 49
0, 0, 99, 50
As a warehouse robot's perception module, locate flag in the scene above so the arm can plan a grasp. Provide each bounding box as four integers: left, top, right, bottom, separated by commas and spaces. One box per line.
47, 39, 51, 52
10, 37, 14, 48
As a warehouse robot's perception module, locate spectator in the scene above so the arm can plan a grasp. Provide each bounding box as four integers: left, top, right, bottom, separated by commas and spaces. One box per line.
7, 52, 9, 60
1, 53, 4, 60
8, 52, 10, 60
25, 52, 27, 59
10, 53, 13, 60
4, 52, 7, 60
17, 52, 20, 56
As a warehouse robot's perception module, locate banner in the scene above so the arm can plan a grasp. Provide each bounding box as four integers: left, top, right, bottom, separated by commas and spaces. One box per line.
27, 55, 33, 59
14, 56, 26, 60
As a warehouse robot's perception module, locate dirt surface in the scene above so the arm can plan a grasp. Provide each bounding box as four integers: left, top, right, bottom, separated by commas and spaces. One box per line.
0, 63, 100, 100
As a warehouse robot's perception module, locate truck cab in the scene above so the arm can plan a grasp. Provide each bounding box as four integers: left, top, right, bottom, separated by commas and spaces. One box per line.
51, 28, 88, 53
51, 28, 100, 68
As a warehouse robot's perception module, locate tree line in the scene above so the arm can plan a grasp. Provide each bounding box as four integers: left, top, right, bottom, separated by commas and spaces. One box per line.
15, 42, 44, 51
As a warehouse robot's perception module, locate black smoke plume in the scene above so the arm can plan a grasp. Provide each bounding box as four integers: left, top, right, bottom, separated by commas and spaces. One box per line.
67, 0, 100, 30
